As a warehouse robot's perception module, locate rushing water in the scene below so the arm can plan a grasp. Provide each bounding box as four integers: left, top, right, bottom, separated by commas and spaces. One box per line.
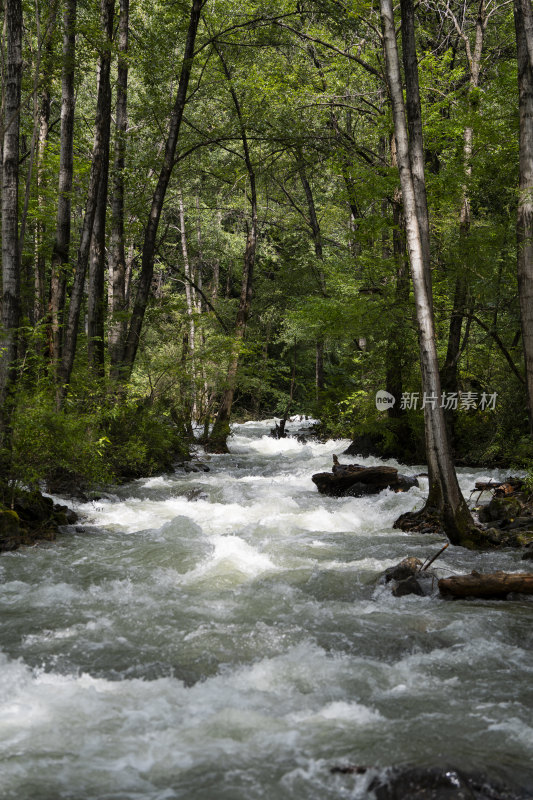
1, 419, 532, 799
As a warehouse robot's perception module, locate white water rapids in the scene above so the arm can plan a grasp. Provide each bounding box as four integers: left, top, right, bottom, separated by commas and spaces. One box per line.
1, 419, 532, 799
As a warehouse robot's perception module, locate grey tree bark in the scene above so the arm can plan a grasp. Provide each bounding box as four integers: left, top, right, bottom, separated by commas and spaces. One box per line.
514, 0, 533, 433
87, 133, 111, 377
49, 0, 77, 372
109, 0, 129, 380
120, 0, 203, 380
178, 186, 197, 418
381, 0, 475, 544
57, 0, 114, 401
0, 0, 22, 451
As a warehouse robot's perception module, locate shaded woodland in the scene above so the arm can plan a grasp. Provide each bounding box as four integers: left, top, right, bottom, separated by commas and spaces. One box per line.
2, 0, 533, 541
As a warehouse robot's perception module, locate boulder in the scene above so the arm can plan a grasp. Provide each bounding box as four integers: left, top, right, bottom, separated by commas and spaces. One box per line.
478, 496, 523, 524
1, 491, 78, 554
0, 509, 22, 551
384, 556, 423, 582
382, 557, 437, 597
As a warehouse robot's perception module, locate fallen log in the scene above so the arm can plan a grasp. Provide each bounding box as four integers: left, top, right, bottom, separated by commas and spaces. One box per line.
313, 464, 419, 497
438, 571, 533, 599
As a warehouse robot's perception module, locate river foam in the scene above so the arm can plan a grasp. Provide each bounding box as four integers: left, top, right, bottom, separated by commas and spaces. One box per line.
1, 419, 532, 799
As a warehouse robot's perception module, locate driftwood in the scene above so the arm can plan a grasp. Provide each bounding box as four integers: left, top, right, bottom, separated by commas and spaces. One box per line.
313, 458, 419, 497
438, 570, 533, 599
470, 477, 526, 505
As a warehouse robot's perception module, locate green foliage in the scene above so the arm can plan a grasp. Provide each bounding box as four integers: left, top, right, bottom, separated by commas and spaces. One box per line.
100, 400, 189, 480
10, 390, 114, 490
6, 385, 189, 493
6, 0, 531, 485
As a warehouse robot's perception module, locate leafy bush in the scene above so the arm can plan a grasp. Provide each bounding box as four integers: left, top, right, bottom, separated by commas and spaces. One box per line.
6, 388, 189, 495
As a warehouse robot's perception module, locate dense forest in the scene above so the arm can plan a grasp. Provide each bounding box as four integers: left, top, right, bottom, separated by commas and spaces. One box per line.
2, 0, 533, 540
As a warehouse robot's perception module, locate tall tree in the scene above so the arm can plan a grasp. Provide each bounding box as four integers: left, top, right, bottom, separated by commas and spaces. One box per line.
57, 0, 114, 400
295, 149, 328, 405
120, 0, 203, 380
49, 0, 77, 372
514, 0, 533, 433
207, 45, 258, 452
34, 7, 59, 328
88, 4, 114, 378
0, 0, 23, 451
380, 0, 476, 544
109, 0, 129, 380
440, 1, 487, 406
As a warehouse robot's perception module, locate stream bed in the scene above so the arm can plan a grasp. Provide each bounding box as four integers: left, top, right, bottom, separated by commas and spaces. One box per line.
1, 419, 532, 799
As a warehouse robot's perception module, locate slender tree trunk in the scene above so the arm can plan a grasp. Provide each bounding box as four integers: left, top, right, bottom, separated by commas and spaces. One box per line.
386, 172, 409, 419
207, 50, 257, 452
0, 0, 22, 452
381, 0, 475, 544
34, 81, 51, 327
57, 0, 114, 401
514, 0, 533, 433
32, 5, 59, 329
108, 0, 129, 380
441, 6, 485, 410
120, 0, 202, 380
87, 38, 113, 379
296, 149, 327, 406
400, 0, 430, 277
49, 0, 76, 373
87, 135, 110, 376
178, 186, 197, 418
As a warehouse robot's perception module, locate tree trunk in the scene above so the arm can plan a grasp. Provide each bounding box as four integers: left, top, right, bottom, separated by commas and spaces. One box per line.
441, 5, 485, 425
0, 0, 22, 452
207, 48, 258, 453
49, 0, 76, 373
57, 0, 114, 401
386, 138, 409, 418
87, 36, 113, 380
178, 186, 197, 419
380, 0, 475, 545
296, 149, 327, 407
120, 0, 202, 380
108, 0, 129, 380
87, 137, 110, 377
34, 81, 51, 328
514, 0, 533, 433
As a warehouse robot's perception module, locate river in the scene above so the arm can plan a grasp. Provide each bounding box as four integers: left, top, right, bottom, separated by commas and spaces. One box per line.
1, 419, 532, 799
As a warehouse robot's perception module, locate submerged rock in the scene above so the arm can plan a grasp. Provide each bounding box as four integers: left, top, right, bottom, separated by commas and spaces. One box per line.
182, 461, 210, 473
367, 766, 531, 800
185, 488, 209, 502
381, 557, 437, 597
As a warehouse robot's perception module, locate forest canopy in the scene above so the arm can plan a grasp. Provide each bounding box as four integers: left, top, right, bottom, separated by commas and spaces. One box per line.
1, 0, 532, 500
